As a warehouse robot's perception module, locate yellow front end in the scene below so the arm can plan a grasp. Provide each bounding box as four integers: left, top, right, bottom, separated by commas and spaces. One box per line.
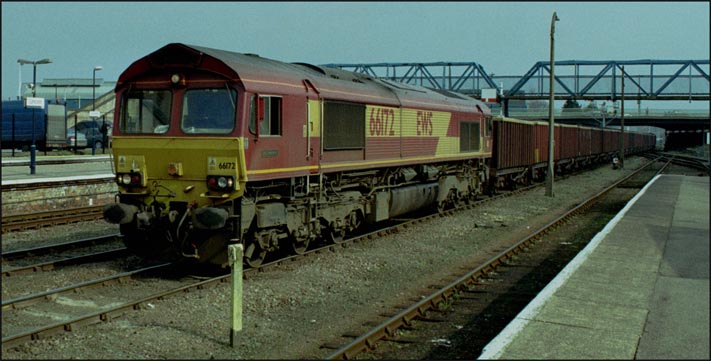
113, 136, 247, 207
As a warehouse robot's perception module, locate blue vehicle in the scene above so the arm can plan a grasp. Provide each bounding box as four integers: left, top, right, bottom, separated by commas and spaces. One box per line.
2, 100, 67, 150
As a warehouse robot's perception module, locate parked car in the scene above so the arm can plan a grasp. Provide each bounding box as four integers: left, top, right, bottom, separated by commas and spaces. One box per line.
68, 120, 113, 149
66, 128, 88, 148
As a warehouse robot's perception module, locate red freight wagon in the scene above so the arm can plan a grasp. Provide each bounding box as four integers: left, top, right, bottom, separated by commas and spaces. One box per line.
578, 126, 592, 158
491, 117, 535, 171
489, 117, 655, 190
602, 128, 619, 153
559, 124, 579, 162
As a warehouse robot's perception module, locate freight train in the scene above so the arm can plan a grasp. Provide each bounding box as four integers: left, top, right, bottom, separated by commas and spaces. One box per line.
102, 43, 655, 268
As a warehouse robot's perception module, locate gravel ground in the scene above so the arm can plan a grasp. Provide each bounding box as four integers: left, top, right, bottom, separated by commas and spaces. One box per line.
2, 158, 645, 359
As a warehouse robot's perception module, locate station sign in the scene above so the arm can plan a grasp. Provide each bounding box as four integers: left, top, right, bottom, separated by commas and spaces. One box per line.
24, 97, 45, 109
481, 88, 498, 103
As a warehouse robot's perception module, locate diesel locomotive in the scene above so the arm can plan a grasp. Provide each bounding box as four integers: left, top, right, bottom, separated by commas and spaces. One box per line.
103, 43, 655, 268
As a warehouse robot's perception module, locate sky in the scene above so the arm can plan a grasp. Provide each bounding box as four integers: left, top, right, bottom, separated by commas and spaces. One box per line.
2, 1, 709, 108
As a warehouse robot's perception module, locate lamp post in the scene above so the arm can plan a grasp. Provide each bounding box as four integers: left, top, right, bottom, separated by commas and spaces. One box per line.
619, 66, 625, 169
91, 66, 103, 155
18, 62, 23, 100
17, 58, 52, 175
92, 66, 103, 111
545, 12, 559, 197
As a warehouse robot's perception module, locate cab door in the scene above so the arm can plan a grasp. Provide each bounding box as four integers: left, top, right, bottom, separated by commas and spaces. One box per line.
245, 93, 316, 181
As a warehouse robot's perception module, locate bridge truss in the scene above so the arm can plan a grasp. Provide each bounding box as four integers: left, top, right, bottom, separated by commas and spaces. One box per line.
324, 59, 710, 102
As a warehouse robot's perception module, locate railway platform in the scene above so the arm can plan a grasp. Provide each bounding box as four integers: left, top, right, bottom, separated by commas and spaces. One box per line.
479, 174, 710, 359
1, 154, 113, 185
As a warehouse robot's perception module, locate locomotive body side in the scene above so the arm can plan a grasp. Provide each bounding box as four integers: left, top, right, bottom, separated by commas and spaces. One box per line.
104, 43, 493, 267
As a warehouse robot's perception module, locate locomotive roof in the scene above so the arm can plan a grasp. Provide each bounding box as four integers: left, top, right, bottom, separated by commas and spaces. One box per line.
118, 43, 490, 114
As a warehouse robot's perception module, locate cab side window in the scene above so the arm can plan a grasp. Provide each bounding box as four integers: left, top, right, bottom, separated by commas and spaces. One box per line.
460, 121, 481, 152
249, 95, 282, 136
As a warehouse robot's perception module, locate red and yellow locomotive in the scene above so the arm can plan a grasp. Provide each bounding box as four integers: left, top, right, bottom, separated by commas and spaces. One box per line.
103, 43, 493, 267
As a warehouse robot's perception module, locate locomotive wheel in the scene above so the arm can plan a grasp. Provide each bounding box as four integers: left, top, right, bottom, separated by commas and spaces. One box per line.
291, 235, 310, 255
324, 224, 346, 244
244, 241, 267, 268
327, 229, 346, 244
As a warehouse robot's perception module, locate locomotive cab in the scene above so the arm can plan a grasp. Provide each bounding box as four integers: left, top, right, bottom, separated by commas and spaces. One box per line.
105, 46, 249, 266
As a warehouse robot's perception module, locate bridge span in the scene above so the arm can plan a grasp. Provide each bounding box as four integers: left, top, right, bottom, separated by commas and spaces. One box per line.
324, 59, 710, 104
324, 59, 709, 138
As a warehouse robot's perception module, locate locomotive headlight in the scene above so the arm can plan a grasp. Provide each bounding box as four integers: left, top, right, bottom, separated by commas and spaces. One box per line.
171, 74, 181, 84
206, 175, 235, 191
116, 172, 144, 187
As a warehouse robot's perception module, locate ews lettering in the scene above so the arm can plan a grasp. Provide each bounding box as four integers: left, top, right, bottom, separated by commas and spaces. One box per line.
416, 111, 433, 136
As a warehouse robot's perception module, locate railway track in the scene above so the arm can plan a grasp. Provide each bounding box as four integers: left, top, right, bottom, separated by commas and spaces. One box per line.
2, 248, 129, 278
2, 235, 124, 279
321, 157, 669, 359
1, 206, 107, 234
0, 163, 549, 351
653, 152, 709, 173
2, 235, 119, 263
2, 263, 172, 311
0, 157, 664, 352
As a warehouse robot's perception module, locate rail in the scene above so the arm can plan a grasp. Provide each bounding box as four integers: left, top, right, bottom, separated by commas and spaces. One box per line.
324, 157, 665, 359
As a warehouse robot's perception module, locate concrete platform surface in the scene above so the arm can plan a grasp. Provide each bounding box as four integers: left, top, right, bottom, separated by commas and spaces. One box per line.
1, 155, 113, 185
479, 175, 710, 360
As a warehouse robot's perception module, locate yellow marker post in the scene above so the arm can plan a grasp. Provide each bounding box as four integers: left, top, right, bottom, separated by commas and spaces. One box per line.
228, 244, 243, 347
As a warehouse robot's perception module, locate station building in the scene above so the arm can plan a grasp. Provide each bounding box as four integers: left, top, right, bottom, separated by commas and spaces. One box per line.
17, 78, 116, 124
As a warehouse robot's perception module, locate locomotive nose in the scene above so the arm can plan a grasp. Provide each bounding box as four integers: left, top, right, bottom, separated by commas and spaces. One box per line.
103, 203, 139, 224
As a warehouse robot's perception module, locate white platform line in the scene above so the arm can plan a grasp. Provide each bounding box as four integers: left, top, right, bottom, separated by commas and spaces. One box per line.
1, 155, 111, 165
1, 173, 115, 186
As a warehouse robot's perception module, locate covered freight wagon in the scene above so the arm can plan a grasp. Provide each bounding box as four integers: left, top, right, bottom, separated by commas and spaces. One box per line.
1, 100, 67, 150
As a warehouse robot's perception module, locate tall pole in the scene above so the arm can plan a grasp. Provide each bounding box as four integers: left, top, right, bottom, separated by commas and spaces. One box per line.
619, 66, 625, 169
30, 62, 37, 174
18, 58, 52, 175
18, 63, 22, 100
31, 64, 38, 174
546, 12, 559, 197
93, 66, 103, 111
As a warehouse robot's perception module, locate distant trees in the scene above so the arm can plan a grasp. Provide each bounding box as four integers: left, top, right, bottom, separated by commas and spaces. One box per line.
561, 99, 582, 112
528, 100, 548, 109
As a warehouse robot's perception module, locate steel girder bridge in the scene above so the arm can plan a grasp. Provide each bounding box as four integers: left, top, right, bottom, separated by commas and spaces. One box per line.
321, 61, 499, 97
323, 59, 710, 105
